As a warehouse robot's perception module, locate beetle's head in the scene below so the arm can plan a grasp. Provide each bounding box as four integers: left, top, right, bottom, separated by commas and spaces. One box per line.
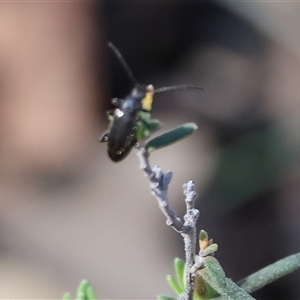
131, 85, 151, 98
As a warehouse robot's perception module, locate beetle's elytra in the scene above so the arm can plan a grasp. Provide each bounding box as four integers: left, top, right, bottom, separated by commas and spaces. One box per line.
100, 42, 202, 162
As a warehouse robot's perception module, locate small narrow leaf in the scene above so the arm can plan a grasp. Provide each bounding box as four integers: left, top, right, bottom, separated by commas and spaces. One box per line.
199, 257, 254, 300
238, 252, 300, 294
62, 293, 72, 300
145, 123, 198, 153
199, 230, 208, 242
76, 280, 97, 300
174, 257, 186, 291
77, 280, 88, 300
167, 275, 183, 295
157, 295, 177, 300
85, 282, 97, 300
202, 244, 218, 256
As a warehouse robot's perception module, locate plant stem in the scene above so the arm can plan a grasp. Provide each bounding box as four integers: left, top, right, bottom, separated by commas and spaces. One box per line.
137, 147, 199, 300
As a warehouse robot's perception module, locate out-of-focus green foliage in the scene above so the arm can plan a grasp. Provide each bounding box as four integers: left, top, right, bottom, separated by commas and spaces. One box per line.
63, 280, 96, 300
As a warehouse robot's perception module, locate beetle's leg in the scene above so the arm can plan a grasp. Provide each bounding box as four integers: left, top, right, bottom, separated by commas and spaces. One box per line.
144, 118, 162, 133
99, 132, 109, 143
106, 110, 115, 122
137, 117, 163, 141
100, 110, 114, 143
111, 97, 124, 107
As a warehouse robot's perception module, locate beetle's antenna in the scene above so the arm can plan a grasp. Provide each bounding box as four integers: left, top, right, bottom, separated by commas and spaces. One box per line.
154, 85, 203, 94
108, 42, 139, 86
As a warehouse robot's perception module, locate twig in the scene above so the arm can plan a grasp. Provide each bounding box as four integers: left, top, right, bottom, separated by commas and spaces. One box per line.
137, 147, 199, 300
182, 181, 199, 300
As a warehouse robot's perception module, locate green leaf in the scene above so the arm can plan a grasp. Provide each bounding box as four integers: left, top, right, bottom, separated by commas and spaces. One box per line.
145, 123, 197, 153
202, 244, 218, 257
199, 230, 209, 242
167, 275, 183, 295
199, 257, 254, 300
76, 280, 97, 300
62, 292, 72, 300
174, 257, 186, 291
165, 258, 186, 297
85, 282, 97, 300
238, 252, 300, 294
157, 295, 177, 300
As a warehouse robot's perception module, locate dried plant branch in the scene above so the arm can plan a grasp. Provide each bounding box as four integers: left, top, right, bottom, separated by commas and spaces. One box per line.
137, 146, 199, 300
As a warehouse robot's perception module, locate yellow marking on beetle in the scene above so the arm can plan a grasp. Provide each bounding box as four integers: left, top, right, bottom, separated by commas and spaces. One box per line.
141, 84, 154, 112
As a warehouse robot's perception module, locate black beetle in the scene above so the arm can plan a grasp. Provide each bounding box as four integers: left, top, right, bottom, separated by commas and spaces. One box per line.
100, 42, 202, 162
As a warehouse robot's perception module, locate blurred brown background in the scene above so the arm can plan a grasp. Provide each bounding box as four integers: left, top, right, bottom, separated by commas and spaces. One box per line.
0, 2, 300, 299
